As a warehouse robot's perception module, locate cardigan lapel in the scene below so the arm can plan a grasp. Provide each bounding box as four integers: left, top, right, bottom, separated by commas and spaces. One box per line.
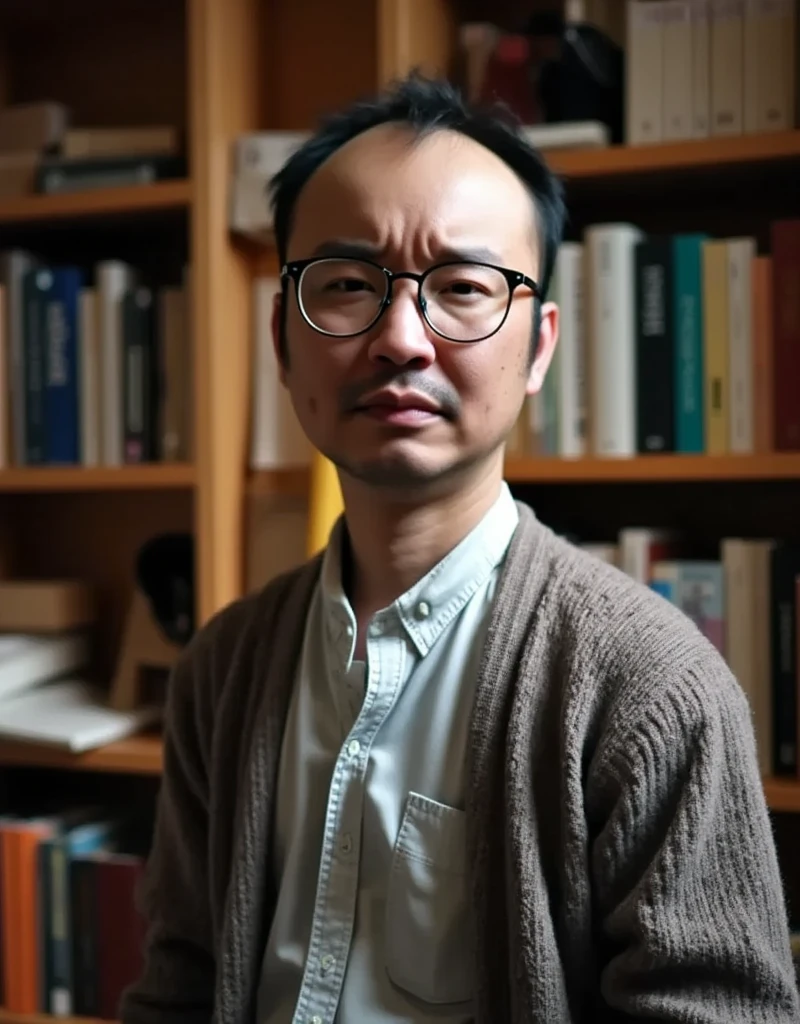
215, 556, 324, 1024
465, 504, 551, 1024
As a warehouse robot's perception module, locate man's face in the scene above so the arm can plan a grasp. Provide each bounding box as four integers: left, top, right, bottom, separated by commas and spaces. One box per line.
273, 123, 558, 493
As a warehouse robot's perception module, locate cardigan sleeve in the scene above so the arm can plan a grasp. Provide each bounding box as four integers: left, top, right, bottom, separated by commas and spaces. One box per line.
120, 631, 216, 1024
588, 658, 800, 1022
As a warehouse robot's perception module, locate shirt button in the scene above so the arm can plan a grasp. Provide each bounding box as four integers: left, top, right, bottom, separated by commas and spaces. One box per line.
340, 833, 353, 855
347, 739, 361, 757
416, 600, 431, 619
310, 1017, 323, 1024
321, 953, 336, 974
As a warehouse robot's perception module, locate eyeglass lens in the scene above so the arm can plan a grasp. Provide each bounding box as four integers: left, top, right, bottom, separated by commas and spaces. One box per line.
298, 258, 512, 342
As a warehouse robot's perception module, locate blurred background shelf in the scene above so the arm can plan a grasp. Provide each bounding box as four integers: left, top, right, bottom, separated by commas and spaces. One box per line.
0, 179, 191, 226
0, 464, 195, 492
0, 732, 163, 776
763, 779, 800, 815
504, 454, 800, 484
548, 130, 800, 180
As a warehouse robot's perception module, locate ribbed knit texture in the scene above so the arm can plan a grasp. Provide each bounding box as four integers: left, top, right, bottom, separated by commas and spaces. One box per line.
121, 504, 800, 1024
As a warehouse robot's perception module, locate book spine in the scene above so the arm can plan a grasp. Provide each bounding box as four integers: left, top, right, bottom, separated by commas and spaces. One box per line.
44, 268, 82, 465
770, 545, 800, 775
636, 237, 675, 452
770, 219, 800, 451
701, 239, 729, 454
22, 268, 48, 465
673, 234, 706, 453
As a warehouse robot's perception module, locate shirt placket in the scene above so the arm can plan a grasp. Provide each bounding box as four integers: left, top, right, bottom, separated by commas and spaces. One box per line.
292, 611, 407, 1024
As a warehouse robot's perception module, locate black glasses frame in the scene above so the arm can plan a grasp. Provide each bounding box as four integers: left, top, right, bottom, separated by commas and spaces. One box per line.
280, 256, 542, 343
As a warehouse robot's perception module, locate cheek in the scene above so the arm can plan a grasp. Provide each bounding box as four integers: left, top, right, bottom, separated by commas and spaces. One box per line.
284, 313, 359, 410
450, 343, 528, 418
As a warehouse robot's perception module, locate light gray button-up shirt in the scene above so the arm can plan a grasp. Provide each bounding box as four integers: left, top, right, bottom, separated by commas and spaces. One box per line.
257, 483, 520, 1024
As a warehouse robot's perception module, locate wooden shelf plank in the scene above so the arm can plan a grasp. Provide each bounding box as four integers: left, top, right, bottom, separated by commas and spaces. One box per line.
0, 732, 163, 776
247, 466, 312, 497
547, 131, 800, 179
249, 455, 800, 493
763, 778, 800, 814
0, 1014, 106, 1024
504, 453, 800, 484
0, 464, 195, 493
0, 179, 191, 226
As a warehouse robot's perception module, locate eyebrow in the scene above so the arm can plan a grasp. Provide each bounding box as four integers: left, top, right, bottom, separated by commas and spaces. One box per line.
310, 239, 506, 266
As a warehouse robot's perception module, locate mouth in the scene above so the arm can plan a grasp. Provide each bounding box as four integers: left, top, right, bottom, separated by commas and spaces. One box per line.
354, 390, 444, 426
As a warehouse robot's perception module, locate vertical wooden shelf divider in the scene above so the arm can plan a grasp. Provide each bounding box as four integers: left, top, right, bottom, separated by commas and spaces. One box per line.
189, 0, 262, 623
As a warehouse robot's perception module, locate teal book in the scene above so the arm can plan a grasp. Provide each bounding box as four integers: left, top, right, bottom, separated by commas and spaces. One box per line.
672, 234, 707, 453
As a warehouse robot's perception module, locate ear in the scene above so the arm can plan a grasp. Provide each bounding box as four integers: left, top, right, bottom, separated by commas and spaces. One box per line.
271, 288, 287, 385
526, 300, 559, 396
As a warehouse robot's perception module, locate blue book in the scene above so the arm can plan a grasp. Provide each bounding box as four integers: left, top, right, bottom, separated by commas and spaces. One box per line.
44, 266, 83, 464
672, 234, 707, 454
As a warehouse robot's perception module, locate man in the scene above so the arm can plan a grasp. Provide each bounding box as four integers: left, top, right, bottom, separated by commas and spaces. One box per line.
122, 74, 799, 1023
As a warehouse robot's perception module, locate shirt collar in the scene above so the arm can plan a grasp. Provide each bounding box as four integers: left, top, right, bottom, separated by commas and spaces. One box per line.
320, 483, 519, 658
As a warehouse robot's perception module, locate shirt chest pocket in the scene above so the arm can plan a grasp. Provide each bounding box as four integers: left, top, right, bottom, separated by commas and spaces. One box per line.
385, 791, 472, 1006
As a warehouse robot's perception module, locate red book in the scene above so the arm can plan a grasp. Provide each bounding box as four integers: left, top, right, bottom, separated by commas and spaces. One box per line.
95, 852, 147, 1020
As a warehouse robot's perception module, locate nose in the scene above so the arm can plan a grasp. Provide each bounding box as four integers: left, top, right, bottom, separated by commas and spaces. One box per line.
366, 282, 437, 367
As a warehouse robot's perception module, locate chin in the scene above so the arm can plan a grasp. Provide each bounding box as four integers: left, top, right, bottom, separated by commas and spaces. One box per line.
330, 443, 491, 495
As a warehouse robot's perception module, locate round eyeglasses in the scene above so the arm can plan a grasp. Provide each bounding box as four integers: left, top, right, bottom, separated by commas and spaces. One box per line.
281, 256, 541, 344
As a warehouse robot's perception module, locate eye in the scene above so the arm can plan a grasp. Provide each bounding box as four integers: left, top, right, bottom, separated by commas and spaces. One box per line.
442, 279, 486, 296
323, 276, 376, 293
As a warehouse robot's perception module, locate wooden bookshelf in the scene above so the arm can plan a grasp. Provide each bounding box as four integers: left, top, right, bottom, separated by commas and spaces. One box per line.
0, 179, 191, 227
0, 733, 163, 776
247, 466, 311, 496
547, 130, 800, 180
764, 779, 800, 815
247, 454, 800, 496
0, 1012, 108, 1024
504, 453, 800, 484
0, 464, 195, 493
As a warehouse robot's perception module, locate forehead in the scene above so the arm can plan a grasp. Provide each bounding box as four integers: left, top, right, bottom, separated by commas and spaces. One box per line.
287, 124, 537, 265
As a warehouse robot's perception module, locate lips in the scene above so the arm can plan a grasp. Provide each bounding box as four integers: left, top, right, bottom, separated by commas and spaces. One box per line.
355, 390, 442, 425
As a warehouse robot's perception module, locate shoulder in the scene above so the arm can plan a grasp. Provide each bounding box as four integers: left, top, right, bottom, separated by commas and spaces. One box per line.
525, 520, 750, 749
168, 555, 323, 710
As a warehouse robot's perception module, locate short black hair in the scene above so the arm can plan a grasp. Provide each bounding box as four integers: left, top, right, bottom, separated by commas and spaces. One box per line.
268, 72, 566, 300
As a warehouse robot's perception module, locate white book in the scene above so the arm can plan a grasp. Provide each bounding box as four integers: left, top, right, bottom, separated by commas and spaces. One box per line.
745, 0, 797, 132
0, 632, 88, 704
710, 0, 744, 135
521, 121, 610, 150
230, 131, 310, 240
553, 242, 586, 457
619, 527, 679, 584
0, 679, 161, 752
250, 276, 310, 469
722, 538, 774, 776
744, 0, 762, 131
79, 287, 101, 466
727, 237, 755, 453
626, 0, 665, 144
585, 223, 644, 457
691, 0, 712, 136
97, 260, 136, 466
662, 1, 694, 139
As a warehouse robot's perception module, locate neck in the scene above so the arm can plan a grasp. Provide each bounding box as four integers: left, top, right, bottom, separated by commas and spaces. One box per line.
340, 454, 505, 622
